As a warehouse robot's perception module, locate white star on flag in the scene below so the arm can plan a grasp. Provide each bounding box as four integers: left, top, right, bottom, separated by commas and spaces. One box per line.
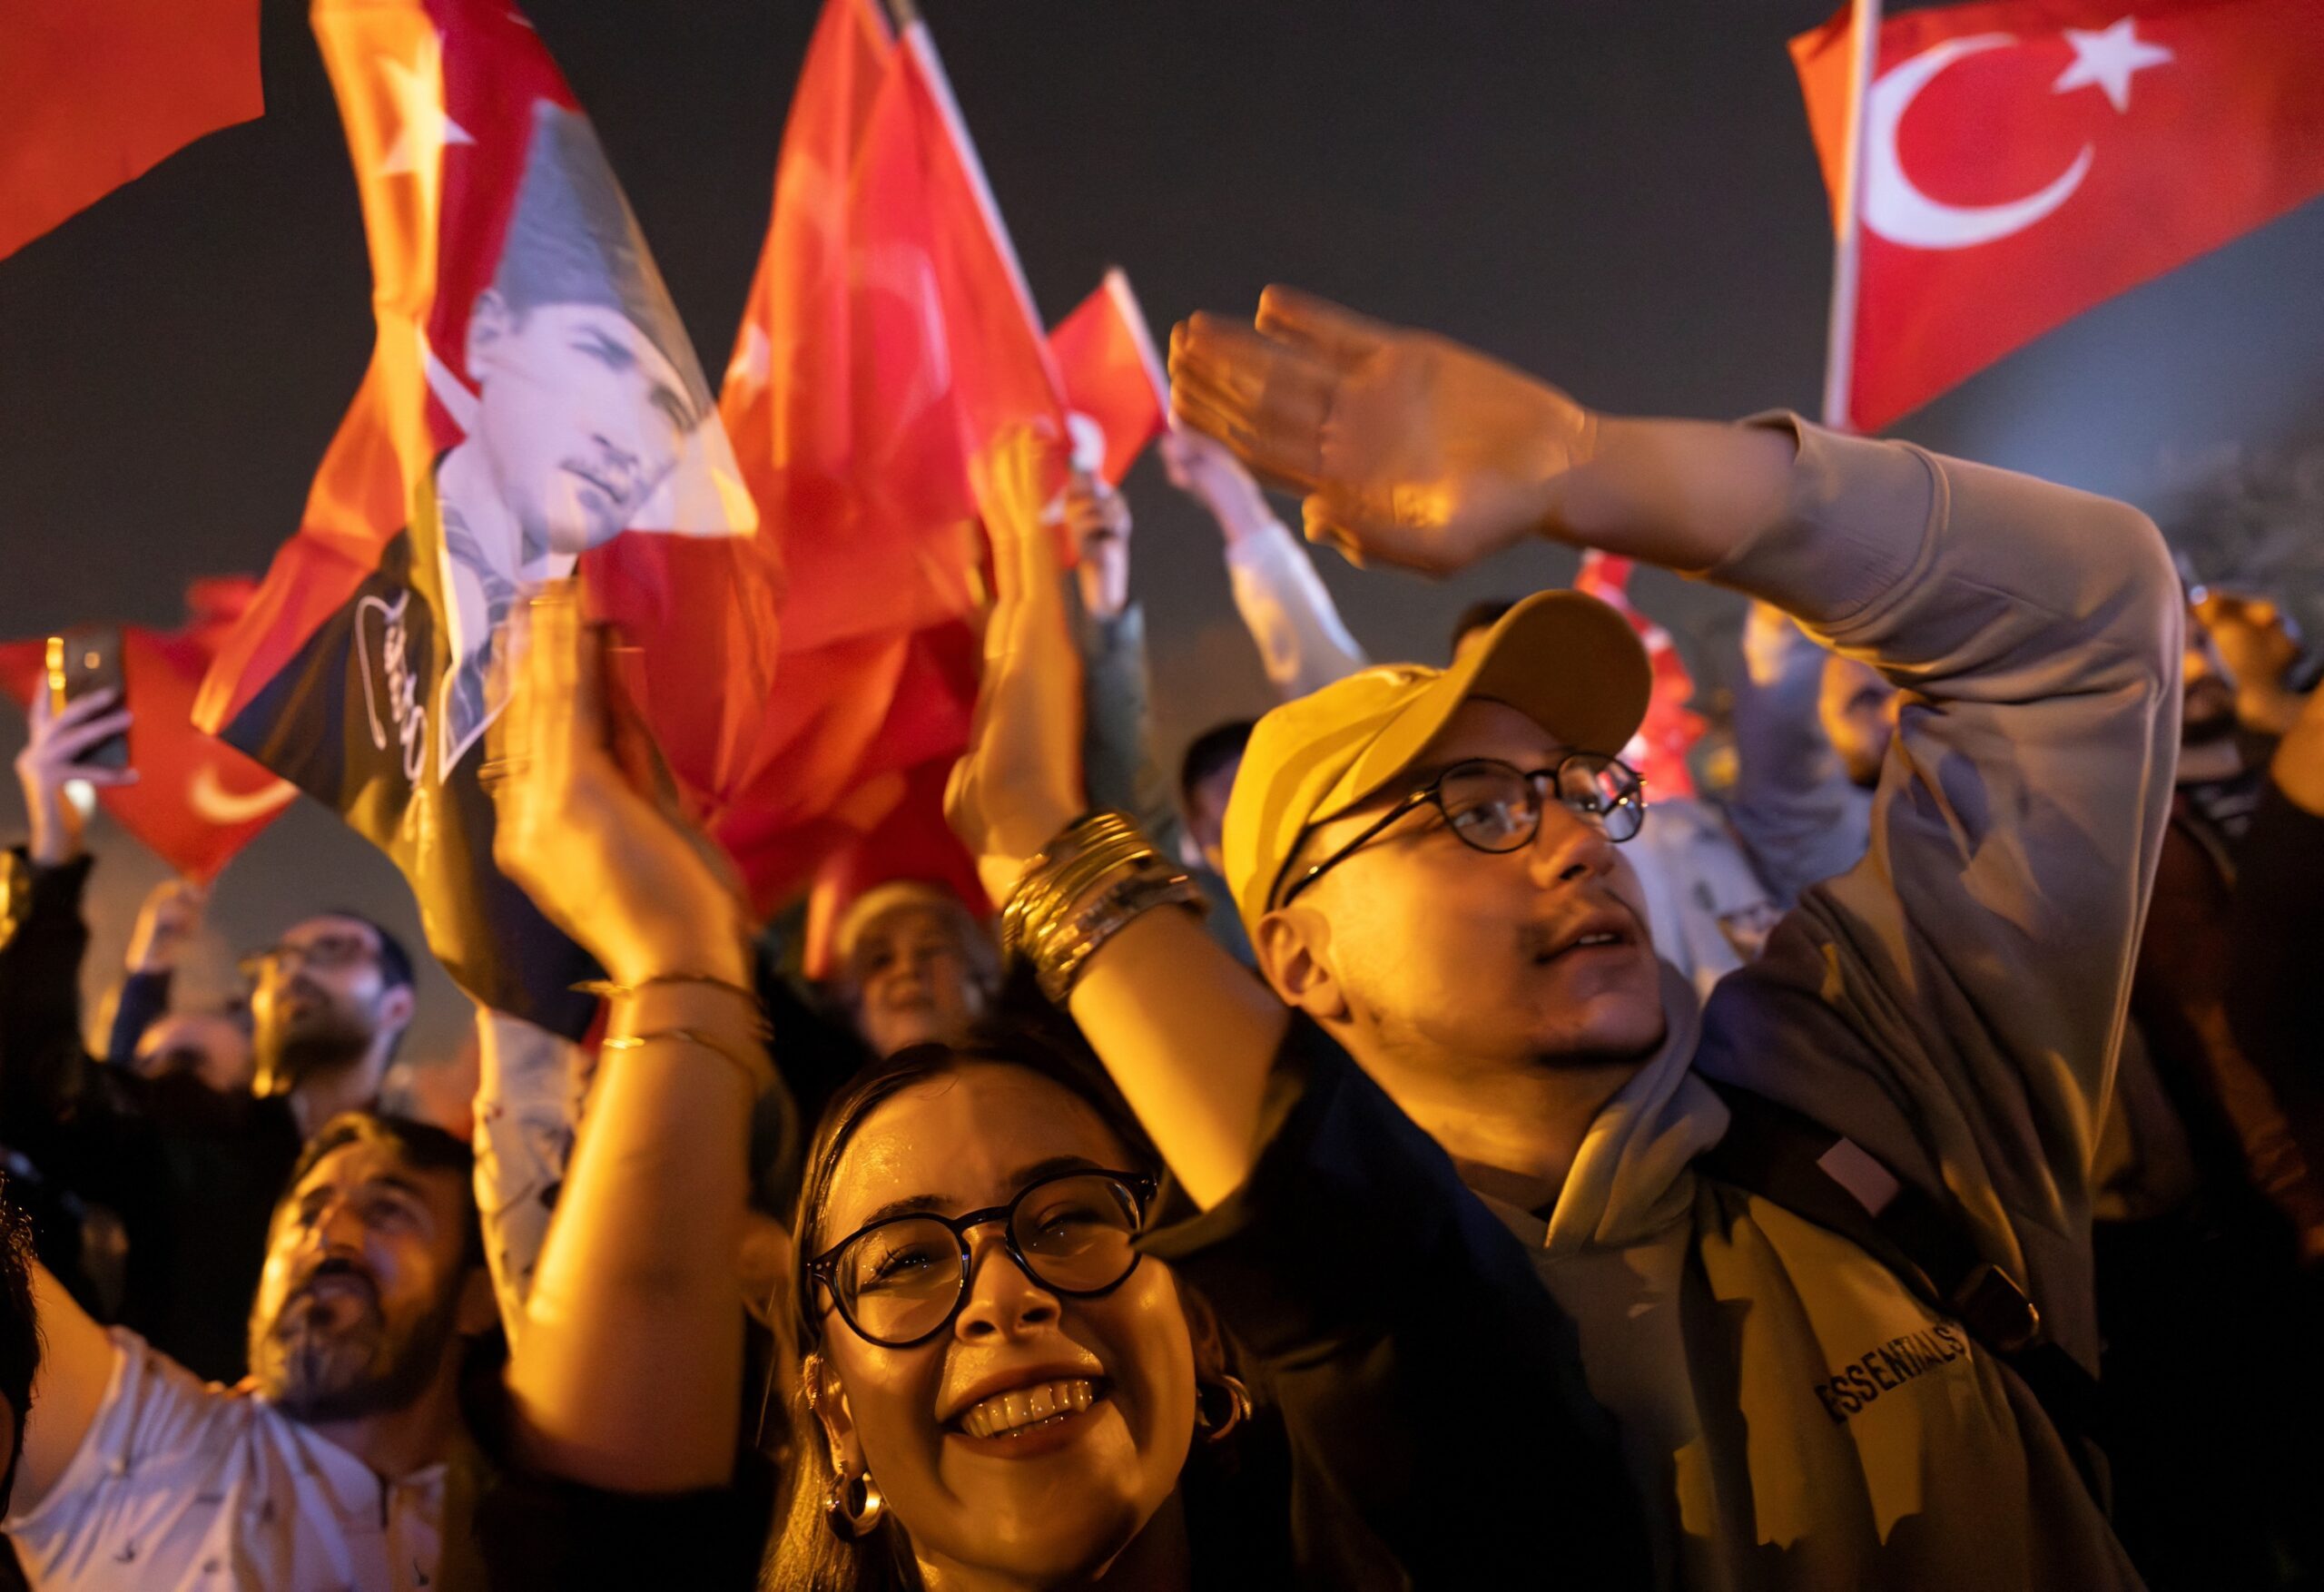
377, 36, 477, 177
2053, 16, 2173, 113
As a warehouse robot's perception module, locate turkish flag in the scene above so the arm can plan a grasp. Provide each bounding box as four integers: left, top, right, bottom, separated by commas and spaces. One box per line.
1050, 269, 1169, 487
0, 0, 263, 260
195, 0, 759, 1034
1571, 554, 1705, 801
1793, 0, 2324, 432
710, 0, 1066, 933
0, 581, 300, 881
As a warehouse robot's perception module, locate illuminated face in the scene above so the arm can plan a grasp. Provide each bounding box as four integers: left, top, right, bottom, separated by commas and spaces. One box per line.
842, 906, 990, 1059
1267, 698, 1666, 1074
812, 1066, 1195, 1587
248, 915, 411, 1096
249, 1137, 471, 1422
1818, 654, 1898, 790
466, 294, 696, 555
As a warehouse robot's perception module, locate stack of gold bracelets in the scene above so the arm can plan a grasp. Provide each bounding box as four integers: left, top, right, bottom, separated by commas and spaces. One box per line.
1000, 811, 1206, 1005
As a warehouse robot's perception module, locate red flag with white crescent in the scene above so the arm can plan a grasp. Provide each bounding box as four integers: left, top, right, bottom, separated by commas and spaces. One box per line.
0, 581, 300, 881
1794, 0, 2324, 432
194, 0, 760, 1033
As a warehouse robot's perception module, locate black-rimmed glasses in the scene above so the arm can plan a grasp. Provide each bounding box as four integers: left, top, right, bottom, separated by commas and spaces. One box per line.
235, 931, 379, 982
1274, 753, 1645, 910
808, 1170, 1161, 1350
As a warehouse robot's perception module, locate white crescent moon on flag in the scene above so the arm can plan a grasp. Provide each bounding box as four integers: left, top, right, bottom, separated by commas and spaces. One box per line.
189, 766, 301, 825
1863, 32, 2093, 251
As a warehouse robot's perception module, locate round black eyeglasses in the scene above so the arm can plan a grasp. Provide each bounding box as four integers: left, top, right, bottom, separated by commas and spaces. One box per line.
809, 1170, 1161, 1350
1273, 752, 1646, 911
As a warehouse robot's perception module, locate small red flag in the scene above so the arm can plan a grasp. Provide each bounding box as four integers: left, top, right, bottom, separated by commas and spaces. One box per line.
0, 582, 300, 880
0, 0, 263, 260
1571, 554, 1705, 801
1794, 0, 2324, 432
1050, 269, 1169, 487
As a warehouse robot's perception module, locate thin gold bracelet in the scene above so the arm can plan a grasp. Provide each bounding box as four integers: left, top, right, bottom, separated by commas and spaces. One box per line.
601, 1026, 775, 1096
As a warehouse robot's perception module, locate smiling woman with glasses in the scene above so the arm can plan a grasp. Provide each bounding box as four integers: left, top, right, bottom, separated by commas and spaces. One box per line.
766, 1018, 1649, 1592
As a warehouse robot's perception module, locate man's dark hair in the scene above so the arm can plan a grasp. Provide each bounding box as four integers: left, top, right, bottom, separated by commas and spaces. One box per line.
1179, 720, 1257, 810
0, 1185, 40, 1510
1452, 597, 1519, 656
282, 1113, 483, 1267
317, 909, 417, 992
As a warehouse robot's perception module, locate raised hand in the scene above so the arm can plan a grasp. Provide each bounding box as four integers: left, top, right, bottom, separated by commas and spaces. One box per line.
1161, 426, 1274, 543
125, 877, 206, 975
485, 584, 751, 988
947, 426, 1088, 904
1168, 286, 1598, 577
1062, 470, 1133, 620
14, 687, 135, 867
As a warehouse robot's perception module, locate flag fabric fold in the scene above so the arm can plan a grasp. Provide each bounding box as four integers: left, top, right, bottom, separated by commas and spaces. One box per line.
713, 0, 1068, 937
196, 0, 762, 1034
0, 0, 263, 260
1794, 0, 2324, 432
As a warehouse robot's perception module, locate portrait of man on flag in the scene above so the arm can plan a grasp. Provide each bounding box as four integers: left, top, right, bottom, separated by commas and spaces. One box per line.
201, 0, 754, 1035
432, 101, 716, 765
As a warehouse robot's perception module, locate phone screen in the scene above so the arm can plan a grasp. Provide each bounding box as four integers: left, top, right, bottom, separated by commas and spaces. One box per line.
45, 627, 129, 771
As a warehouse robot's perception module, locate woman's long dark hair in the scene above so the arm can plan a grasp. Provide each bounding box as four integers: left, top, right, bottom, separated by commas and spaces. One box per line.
762, 1018, 1167, 1592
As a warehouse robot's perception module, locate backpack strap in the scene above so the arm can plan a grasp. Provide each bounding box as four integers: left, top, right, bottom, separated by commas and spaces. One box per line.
1700, 1081, 2110, 1506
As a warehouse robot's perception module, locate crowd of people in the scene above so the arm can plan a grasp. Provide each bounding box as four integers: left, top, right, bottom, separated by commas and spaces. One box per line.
0, 286, 2319, 1591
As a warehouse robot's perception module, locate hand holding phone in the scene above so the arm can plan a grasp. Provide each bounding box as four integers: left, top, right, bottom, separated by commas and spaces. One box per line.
15, 631, 134, 867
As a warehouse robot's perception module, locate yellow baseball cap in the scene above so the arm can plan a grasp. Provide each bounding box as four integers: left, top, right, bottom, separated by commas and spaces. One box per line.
1220, 589, 1652, 932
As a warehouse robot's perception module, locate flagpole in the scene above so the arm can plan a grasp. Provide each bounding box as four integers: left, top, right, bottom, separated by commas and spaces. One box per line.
1820, 0, 1883, 431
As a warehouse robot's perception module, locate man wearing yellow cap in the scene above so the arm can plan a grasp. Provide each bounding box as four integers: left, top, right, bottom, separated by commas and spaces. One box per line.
950, 289, 2176, 1589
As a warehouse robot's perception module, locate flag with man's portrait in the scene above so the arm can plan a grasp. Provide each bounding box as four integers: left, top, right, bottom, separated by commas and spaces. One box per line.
195, 0, 763, 1034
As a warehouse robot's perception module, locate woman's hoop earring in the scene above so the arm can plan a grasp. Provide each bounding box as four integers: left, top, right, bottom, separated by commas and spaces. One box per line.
1194, 1374, 1252, 1443
823, 1467, 887, 1540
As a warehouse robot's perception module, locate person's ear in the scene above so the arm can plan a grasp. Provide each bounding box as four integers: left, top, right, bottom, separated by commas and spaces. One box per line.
377, 983, 418, 1041
804, 1352, 864, 1477
1253, 907, 1350, 1025
466, 290, 513, 378
455, 1263, 498, 1337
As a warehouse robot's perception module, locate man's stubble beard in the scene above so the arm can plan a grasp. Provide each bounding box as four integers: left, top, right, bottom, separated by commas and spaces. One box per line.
253, 1266, 462, 1425
255, 992, 377, 1096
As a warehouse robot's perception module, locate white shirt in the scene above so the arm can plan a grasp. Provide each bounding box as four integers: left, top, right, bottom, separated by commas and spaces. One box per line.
5, 1331, 448, 1592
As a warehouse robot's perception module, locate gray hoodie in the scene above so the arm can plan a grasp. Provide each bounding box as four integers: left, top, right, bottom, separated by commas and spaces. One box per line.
1479, 417, 2173, 1589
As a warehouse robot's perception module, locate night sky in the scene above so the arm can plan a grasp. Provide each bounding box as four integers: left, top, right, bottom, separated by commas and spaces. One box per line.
4, 0, 2319, 1062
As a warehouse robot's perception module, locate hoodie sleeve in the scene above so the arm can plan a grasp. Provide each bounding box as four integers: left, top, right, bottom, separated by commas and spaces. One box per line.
1689, 416, 2180, 1368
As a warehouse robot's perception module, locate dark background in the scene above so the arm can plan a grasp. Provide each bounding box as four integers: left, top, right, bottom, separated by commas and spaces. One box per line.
3, 0, 2319, 1063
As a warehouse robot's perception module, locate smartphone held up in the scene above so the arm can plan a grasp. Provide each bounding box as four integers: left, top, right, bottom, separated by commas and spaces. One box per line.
45, 627, 129, 771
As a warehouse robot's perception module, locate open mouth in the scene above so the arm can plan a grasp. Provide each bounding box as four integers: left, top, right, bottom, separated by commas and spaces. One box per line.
1531, 924, 1635, 966
950, 1377, 1106, 1441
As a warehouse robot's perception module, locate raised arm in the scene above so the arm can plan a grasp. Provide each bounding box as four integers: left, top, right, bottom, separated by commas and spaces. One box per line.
1164, 428, 1368, 699
12, 1260, 120, 1516
484, 587, 763, 1492
469, 1005, 587, 1350
1724, 602, 1870, 903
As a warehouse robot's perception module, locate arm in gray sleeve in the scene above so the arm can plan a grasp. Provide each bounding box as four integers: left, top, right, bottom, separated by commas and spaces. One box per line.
1691, 417, 2180, 1364
1224, 518, 1368, 702
1072, 590, 1189, 861
1725, 601, 1871, 903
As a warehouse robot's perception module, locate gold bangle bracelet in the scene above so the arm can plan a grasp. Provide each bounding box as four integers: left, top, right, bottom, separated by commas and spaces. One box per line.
601, 1026, 776, 1096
